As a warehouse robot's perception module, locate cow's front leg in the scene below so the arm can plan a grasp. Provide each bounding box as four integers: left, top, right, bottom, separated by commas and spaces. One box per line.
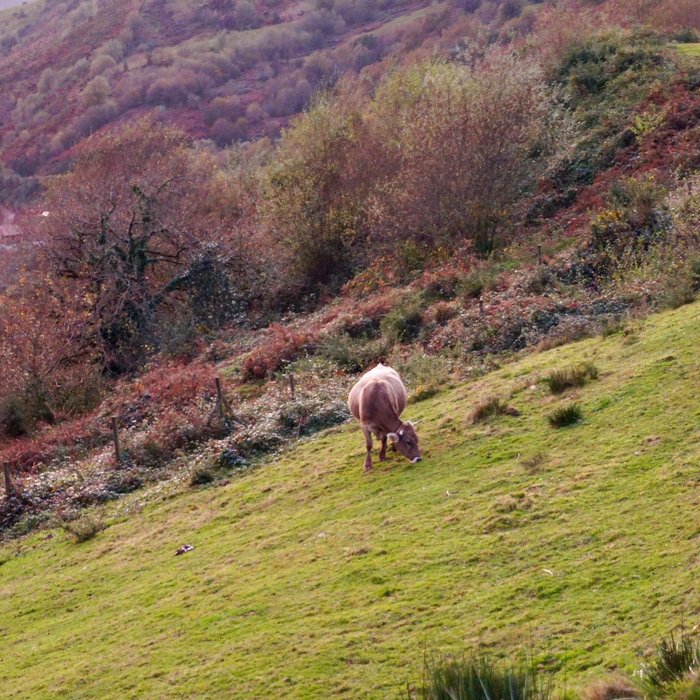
379, 433, 387, 461
362, 426, 373, 472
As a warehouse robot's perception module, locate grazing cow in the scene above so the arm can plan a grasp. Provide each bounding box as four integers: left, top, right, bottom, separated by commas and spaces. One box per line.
348, 363, 421, 472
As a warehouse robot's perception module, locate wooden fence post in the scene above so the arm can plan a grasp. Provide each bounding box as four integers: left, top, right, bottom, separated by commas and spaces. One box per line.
207, 377, 236, 429
112, 417, 122, 464
537, 244, 543, 266
215, 378, 225, 423
288, 373, 296, 400
3, 463, 15, 498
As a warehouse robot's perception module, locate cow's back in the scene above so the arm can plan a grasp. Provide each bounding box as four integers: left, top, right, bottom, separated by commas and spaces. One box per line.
348, 364, 407, 423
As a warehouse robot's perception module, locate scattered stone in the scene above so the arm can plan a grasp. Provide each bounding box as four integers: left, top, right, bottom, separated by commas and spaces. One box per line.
175, 544, 195, 556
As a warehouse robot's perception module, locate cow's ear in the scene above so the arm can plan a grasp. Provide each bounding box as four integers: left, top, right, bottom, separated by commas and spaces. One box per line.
387, 432, 398, 442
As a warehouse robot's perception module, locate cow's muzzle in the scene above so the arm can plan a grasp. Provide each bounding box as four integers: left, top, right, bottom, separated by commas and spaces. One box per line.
411, 457, 422, 463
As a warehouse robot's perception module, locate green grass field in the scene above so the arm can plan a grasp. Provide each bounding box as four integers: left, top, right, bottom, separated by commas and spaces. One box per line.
676, 43, 700, 57
2, 302, 700, 698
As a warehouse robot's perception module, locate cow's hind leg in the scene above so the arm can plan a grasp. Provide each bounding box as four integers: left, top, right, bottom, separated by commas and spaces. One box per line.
362, 426, 373, 472
379, 433, 387, 462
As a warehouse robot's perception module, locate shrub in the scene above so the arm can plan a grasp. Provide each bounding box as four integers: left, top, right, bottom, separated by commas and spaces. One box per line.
600, 318, 625, 338
105, 468, 143, 496
640, 630, 700, 698
460, 268, 498, 301
536, 318, 597, 352
277, 397, 350, 436
395, 351, 452, 393
189, 462, 218, 486
316, 334, 390, 373
381, 301, 424, 344
544, 362, 598, 394
548, 404, 583, 427
190, 449, 247, 486
411, 653, 553, 700
0, 397, 29, 437
430, 302, 460, 326
59, 510, 106, 543
470, 396, 509, 424
661, 278, 696, 310
409, 385, 439, 403
241, 325, 312, 381
421, 270, 461, 301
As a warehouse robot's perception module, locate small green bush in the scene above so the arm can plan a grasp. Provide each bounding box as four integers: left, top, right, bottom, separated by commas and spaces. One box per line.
548, 404, 583, 427
189, 463, 218, 486
545, 362, 598, 394
316, 334, 390, 372
640, 630, 700, 698
59, 511, 106, 543
411, 653, 553, 700
381, 301, 424, 344
460, 269, 497, 301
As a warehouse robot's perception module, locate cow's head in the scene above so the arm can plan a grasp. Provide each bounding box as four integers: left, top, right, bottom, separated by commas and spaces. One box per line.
387, 422, 421, 463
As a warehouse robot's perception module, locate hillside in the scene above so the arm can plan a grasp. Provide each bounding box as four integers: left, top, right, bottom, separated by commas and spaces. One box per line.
0, 0, 476, 194
2, 300, 700, 698
3, 0, 695, 203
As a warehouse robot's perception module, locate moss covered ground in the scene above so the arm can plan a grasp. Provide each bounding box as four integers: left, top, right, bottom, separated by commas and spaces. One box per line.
2, 302, 700, 698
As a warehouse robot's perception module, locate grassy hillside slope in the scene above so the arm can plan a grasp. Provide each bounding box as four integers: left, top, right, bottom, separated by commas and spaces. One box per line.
2, 301, 700, 698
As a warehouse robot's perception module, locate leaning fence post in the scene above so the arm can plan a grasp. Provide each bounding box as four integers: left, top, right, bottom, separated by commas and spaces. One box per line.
111, 417, 122, 464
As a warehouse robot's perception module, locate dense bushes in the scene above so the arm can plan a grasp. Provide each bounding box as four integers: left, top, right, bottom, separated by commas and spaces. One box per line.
263, 52, 570, 299
550, 30, 674, 192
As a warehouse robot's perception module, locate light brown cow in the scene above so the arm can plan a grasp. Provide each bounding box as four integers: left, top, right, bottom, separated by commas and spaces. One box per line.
347, 363, 421, 472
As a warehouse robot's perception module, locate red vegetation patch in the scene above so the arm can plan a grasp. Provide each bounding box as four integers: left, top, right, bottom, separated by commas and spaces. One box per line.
241, 324, 313, 381
0, 415, 98, 474
0, 361, 217, 475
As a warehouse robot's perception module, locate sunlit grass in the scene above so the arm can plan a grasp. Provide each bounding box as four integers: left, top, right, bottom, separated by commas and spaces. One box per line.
2, 302, 700, 698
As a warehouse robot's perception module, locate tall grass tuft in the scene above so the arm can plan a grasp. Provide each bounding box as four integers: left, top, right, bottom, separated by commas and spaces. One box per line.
411, 653, 553, 700
583, 675, 641, 700
59, 510, 106, 543
640, 630, 700, 697
544, 362, 598, 394
470, 396, 510, 424
548, 404, 582, 427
